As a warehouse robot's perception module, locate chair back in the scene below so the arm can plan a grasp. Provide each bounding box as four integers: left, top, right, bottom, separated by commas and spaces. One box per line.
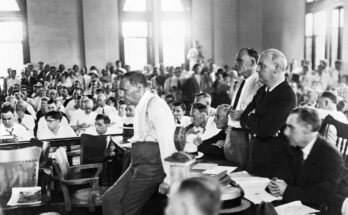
80, 134, 107, 164
320, 115, 348, 159
53, 147, 71, 180
0, 146, 42, 195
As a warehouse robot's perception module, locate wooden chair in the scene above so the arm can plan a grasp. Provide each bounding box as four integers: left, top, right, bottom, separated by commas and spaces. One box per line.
52, 147, 104, 212
80, 134, 107, 164
320, 115, 348, 162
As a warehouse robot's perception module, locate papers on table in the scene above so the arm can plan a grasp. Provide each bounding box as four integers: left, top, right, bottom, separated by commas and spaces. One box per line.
202, 166, 237, 175
275, 201, 319, 215
192, 163, 218, 170
8, 187, 42, 206
229, 171, 282, 204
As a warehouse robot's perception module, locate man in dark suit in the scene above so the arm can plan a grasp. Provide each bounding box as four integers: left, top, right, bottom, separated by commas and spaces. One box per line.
268, 107, 348, 215
240, 49, 296, 177
180, 63, 201, 111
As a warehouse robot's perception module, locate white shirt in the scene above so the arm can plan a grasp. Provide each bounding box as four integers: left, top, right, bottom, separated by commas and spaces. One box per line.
201, 116, 221, 141
83, 125, 123, 145
228, 73, 261, 128
37, 124, 77, 140
301, 135, 317, 161
175, 116, 191, 128
96, 105, 120, 124
70, 111, 97, 127
133, 90, 176, 184
37, 115, 70, 139
19, 114, 35, 134
0, 123, 33, 141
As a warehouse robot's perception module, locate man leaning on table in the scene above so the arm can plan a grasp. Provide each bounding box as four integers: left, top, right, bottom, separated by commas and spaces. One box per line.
268, 107, 348, 215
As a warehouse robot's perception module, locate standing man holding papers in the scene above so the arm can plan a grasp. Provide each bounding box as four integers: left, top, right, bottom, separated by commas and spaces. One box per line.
103, 72, 176, 215
240, 49, 296, 177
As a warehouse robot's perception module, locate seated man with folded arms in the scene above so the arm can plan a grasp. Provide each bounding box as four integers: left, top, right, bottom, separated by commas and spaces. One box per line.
70, 99, 97, 135
15, 100, 35, 135
172, 101, 191, 128
194, 104, 230, 159
0, 105, 33, 141
37, 111, 76, 140
166, 176, 221, 215
268, 107, 348, 214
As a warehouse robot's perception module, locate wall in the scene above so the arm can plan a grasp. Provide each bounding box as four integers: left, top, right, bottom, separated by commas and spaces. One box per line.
82, 0, 120, 69
27, 0, 85, 67
343, 0, 348, 73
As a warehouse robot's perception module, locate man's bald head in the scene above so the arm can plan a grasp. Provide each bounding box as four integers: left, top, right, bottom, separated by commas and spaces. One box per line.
85, 99, 94, 114
97, 94, 107, 107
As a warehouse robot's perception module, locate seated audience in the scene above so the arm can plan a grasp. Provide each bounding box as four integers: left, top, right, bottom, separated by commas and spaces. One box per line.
0, 105, 33, 141
172, 101, 191, 127
166, 176, 221, 215
37, 111, 76, 139
195, 92, 216, 116
195, 104, 230, 158
15, 100, 35, 134
268, 107, 348, 215
70, 99, 97, 134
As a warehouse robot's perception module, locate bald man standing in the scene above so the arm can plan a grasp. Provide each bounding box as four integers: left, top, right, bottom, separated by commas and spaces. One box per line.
240, 49, 296, 178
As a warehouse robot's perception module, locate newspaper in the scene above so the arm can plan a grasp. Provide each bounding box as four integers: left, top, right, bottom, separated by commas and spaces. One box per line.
7, 187, 42, 206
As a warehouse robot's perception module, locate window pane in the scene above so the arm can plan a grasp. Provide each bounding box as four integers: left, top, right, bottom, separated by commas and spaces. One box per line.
161, 21, 185, 66
315, 35, 325, 66
161, 0, 184, 12
332, 9, 339, 28
0, 21, 23, 42
305, 37, 312, 62
305, 13, 313, 36
122, 22, 148, 37
0, 42, 23, 77
314, 11, 326, 35
123, 0, 146, 11
340, 9, 344, 27
124, 38, 147, 71
0, 0, 19, 11
331, 30, 338, 61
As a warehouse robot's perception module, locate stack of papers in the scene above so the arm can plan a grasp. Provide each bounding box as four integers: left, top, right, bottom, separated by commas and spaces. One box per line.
202, 166, 237, 175
7, 187, 42, 206
230, 171, 282, 204
275, 201, 319, 215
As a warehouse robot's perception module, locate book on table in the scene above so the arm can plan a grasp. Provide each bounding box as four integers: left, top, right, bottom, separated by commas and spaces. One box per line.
7, 187, 42, 206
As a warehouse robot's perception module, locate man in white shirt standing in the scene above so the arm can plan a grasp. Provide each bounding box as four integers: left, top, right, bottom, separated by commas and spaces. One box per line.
103, 72, 176, 215
0, 105, 33, 141
225, 48, 262, 168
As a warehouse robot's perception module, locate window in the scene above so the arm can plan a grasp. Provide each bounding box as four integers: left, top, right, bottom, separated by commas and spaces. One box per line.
0, 0, 28, 78
305, 0, 344, 68
119, 0, 190, 70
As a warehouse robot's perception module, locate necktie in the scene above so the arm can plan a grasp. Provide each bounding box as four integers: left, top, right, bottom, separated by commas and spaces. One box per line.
102, 108, 105, 114
232, 80, 245, 109
18, 118, 22, 124
6, 128, 14, 135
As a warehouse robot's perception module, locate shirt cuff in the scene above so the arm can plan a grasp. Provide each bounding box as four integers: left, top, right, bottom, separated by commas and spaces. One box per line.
342, 198, 348, 215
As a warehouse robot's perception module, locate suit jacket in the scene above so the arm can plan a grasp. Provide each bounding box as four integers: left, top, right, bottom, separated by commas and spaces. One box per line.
284, 137, 348, 215
240, 80, 296, 177
180, 76, 200, 105
198, 128, 226, 158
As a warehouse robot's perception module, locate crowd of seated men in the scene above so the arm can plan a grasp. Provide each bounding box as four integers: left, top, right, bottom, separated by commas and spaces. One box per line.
1, 49, 348, 215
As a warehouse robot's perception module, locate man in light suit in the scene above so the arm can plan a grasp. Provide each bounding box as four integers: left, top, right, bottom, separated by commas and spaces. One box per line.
268, 107, 348, 215
224, 48, 262, 169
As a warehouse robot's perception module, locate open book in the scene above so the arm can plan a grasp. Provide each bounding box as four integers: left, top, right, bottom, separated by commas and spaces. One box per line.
7, 187, 42, 206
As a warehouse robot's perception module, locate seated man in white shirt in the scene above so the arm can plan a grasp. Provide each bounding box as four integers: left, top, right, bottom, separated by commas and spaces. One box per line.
0, 105, 33, 141
172, 101, 191, 128
70, 99, 97, 135
185, 103, 220, 154
15, 100, 35, 135
37, 111, 76, 140
96, 94, 120, 125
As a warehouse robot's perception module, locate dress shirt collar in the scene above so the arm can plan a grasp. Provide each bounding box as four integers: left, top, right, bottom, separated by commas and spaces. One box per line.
267, 79, 285, 92
301, 135, 317, 161
244, 72, 258, 84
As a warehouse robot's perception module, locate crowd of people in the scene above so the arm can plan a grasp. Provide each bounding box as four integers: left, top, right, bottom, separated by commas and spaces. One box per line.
1, 46, 348, 215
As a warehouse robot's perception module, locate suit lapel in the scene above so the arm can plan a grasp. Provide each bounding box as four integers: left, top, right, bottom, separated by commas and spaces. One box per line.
296, 138, 322, 185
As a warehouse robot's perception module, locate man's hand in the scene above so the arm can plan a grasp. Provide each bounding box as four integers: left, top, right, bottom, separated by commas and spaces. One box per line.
158, 182, 170, 195
212, 140, 225, 148
268, 178, 287, 197
193, 137, 202, 146
229, 110, 243, 120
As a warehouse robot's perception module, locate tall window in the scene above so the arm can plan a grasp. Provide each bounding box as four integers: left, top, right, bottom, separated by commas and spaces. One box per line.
305, 0, 344, 68
119, 0, 190, 70
0, 0, 27, 77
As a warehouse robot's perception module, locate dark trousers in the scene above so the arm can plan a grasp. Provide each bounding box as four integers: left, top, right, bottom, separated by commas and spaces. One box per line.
224, 128, 249, 169
102, 141, 165, 215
